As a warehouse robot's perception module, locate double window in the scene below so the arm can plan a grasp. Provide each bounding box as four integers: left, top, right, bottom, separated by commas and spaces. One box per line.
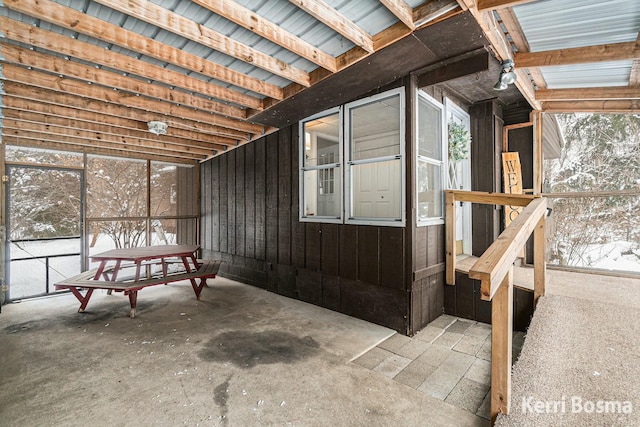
299, 88, 405, 226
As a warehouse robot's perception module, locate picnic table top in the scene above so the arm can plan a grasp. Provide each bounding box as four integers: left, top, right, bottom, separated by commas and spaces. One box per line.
90, 244, 200, 262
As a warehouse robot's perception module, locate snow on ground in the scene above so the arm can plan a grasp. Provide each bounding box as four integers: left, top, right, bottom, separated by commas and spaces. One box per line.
561, 241, 640, 273
8, 232, 175, 299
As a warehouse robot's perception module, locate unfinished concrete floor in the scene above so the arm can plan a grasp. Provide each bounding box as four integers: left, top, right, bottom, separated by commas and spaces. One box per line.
0, 277, 488, 427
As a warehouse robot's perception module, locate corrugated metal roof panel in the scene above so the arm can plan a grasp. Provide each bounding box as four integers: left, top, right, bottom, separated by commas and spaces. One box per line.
541, 61, 632, 89
514, 0, 640, 51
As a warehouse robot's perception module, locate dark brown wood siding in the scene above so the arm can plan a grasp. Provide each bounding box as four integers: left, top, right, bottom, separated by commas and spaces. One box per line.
444, 272, 533, 332
442, 100, 534, 332
200, 124, 411, 333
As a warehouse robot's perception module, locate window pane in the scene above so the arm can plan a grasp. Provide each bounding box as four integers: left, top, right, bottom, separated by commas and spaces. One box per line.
351, 95, 401, 161
6, 146, 83, 167
87, 220, 147, 254
87, 157, 147, 218
417, 160, 443, 220
303, 169, 341, 217
351, 159, 401, 219
303, 112, 340, 167
150, 163, 177, 217
418, 96, 442, 160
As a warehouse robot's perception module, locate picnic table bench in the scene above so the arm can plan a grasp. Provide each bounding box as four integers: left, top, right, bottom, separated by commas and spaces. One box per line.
54, 245, 221, 317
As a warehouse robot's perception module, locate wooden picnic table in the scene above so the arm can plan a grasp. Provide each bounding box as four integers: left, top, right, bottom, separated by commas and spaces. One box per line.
91, 244, 200, 282
55, 245, 221, 317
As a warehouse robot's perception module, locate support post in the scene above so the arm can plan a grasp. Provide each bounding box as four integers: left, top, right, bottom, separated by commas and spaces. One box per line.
490, 266, 513, 425
445, 191, 456, 285
533, 215, 546, 305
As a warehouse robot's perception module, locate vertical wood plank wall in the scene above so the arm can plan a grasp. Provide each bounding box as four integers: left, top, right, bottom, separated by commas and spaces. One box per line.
200, 124, 446, 334
443, 101, 535, 331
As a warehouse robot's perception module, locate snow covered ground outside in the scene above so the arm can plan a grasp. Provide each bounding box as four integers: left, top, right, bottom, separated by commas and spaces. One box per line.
8, 232, 176, 299
574, 241, 640, 273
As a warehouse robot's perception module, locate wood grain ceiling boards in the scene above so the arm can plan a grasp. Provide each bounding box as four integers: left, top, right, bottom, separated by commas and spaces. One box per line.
0, 0, 638, 162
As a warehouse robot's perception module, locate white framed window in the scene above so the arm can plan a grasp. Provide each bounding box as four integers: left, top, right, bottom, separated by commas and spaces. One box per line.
299, 88, 406, 227
299, 108, 343, 223
416, 90, 447, 226
345, 88, 405, 226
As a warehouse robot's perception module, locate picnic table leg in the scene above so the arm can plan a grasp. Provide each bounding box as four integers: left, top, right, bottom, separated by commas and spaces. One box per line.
181, 256, 193, 273
68, 287, 94, 313
128, 291, 138, 318
106, 260, 121, 295
190, 254, 200, 269
190, 278, 206, 300
93, 261, 107, 280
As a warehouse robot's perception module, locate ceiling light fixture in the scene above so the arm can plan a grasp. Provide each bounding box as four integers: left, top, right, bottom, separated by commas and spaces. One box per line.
494, 59, 517, 91
148, 121, 168, 135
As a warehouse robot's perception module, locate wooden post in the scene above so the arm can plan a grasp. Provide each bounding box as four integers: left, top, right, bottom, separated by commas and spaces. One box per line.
532, 111, 543, 195
445, 190, 456, 285
533, 215, 546, 305
490, 266, 513, 425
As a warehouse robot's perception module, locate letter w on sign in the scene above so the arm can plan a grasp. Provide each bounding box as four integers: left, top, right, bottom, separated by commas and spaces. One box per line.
502, 152, 523, 227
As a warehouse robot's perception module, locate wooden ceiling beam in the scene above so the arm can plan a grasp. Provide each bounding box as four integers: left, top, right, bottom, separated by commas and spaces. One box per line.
497, 8, 530, 53
1, 43, 247, 120
477, 0, 539, 12
4, 80, 262, 136
413, 0, 461, 28
3, 127, 206, 161
3, 119, 215, 158
2, 64, 255, 139
288, 0, 375, 53
3, 96, 242, 145
91, 0, 310, 87
3, 108, 232, 151
0, 17, 264, 110
380, 0, 416, 30
3, 136, 198, 164
516, 41, 640, 68
542, 100, 640, 113
191, 0, 337, 72
457, 0, 540, 109
3, 82, 258, 145
4, 0, 284, 99
631, 61, 640, 86
536, 86, 640, 101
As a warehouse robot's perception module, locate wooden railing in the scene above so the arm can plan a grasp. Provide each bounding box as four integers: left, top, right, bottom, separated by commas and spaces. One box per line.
445, 190, 547, 425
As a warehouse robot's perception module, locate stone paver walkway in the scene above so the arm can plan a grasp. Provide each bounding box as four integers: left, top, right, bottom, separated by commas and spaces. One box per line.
352, 315, 525, 420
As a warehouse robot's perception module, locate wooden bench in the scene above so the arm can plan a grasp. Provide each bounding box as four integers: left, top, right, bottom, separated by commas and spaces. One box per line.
55, 259, 221, 318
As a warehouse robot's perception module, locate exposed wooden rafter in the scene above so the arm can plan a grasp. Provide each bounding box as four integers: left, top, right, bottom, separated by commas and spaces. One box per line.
515, 41, 640, 68
535, 87, 640, 101
380, 0, 416, 30
3, 136, 199, 164
5, 82, 261, 138
0, 43, 248, 120
3, 107, 238, 149
190, 0, 338, 72
3, 119, 216, 158
542, 100, 640, 113
90, 0, 311, 87
0, 17, 265, 109
287, 0, 375, 53
477, 0, 539, 12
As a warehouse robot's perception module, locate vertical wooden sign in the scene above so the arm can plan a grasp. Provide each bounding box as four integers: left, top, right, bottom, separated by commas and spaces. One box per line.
502, 152, 523, 227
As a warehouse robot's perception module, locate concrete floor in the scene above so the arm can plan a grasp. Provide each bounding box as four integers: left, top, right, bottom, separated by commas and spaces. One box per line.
0, 277, 488, 427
